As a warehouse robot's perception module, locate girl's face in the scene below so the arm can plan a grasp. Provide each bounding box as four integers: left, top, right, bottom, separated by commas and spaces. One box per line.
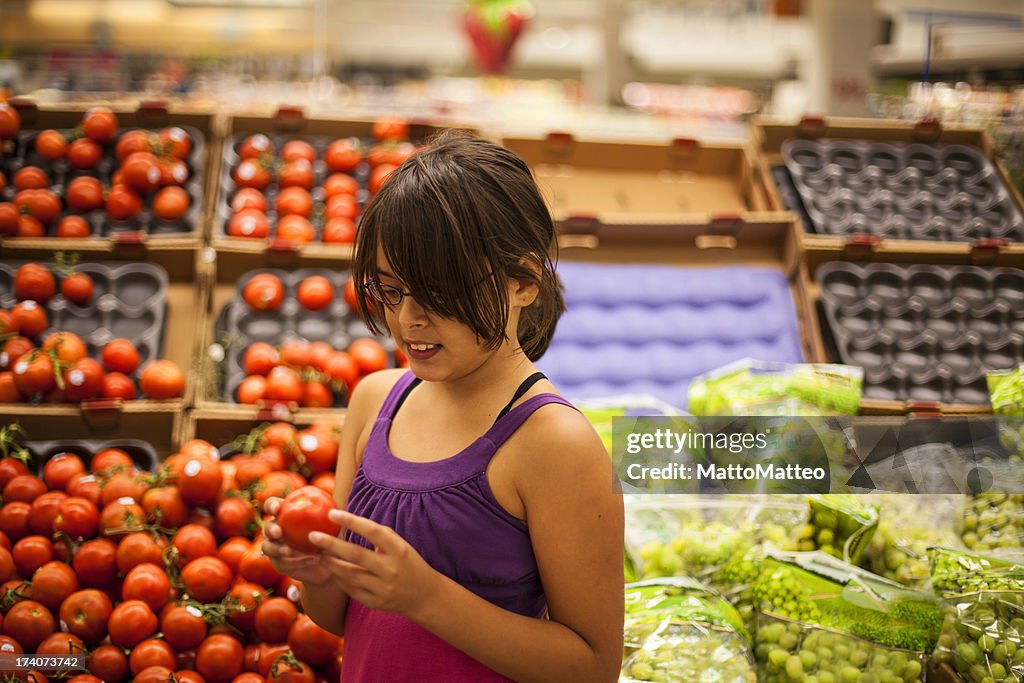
372, 250, 532, 382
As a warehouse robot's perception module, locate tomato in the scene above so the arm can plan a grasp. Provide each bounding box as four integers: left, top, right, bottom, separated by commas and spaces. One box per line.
99, 471, 146, 507
276, 486, 340, 553
52, 495, 98, 541
132, 666, 175, 683
275, 215, 314, 244
98, 499, 145, 537
180, 439, 219, 461
323, 351, 359, 389
261, 423, 297, 449
323, 172, 358, 197
106, 183, 143, 221
0, 633, 22, 654
225, 581, 266, 633
0, 311, 15, 337
322, 216, 356, 244
0, 203, 18, 236
116, 129, 154, 159
197, 633, 244, 683
121, 151, 161, 194
213, 538, 248, 575
12, 166, 48, 191
0, 103, 19, 139
373, 115, 409, 142
141, 486, 189, 529
10, 301, 47, 339
161, 603, 207, 651
342, 277, 359, 312
64, 473, 100, 506
3, 600, 55, 651
14, 263, 56, 303
140, 359, 186, 399
347, 338, 389, 375
153, 186, 190, 221
122, 562, 172, 612
0, 373, 21, 403
0, 501, 32, 542
177, 457, 222, 507
215, 497, 257, 540
108, 599, 158, 648
67, 676, 102, 683
26, 560, 78, 612
82, 107, 118, 143
68, 138, 102, 170
238, 541, 282, 588
261, 366, 302, 403
299, 381, 332, 409
129, 638, 176, 675
36, 631, 86, 658
278, 340, 311, 368
325, 193, 357, 220
238, 134, 274, 160
288, 613, 341, 667
254, 643, 291, 679
12, 534, 53, 575
172, 524, 218, 565
67, 539, 114, 589
63, 177, 102, 215
252, 447, 288, 474
28, 490, 66, 534
58, 588, 113, 644
230, 188, 267, 214
242, 342, 278, 376
159, 157, 190, 186
234, 159, 272, 190
324, 139, 361, 172
176, 668, 204, 683
159, 126, 192, 159
0, 546, 12, 583
231, 458, 270, 492
61, 358, 102, 402
281, 140, 315, 163
310, 471, 335, 496
296, 276, 334, 311
14, 214, 45, 237
299, 429, 340, 475
277, 159, 314, 190
181, 556, 233, 603
43, 330, 88, 364
33, 129, 68, 159
12, 351, 55, 398
0, 460, 29, 492
243, 274, 285, 312
307, 342, 333, 372
254, 471, 306, 511
227, 208, 270, 239
55, 215, 92, 238
87, 643, 130, 683
4, 474, 47, 503
91, 447, 133, 475
370, 162, 398, 194
101, 371, 137, 400
268, 657, 314, 683
114, 532, 164, 575
275, 186, 313, 217
1, 337, 33, 371
234, 673, 265, 683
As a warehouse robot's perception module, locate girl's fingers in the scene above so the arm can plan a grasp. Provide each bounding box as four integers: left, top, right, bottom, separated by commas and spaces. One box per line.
329, 509, 402, 554
264, 497, 281, 515
308, 531, 386, 573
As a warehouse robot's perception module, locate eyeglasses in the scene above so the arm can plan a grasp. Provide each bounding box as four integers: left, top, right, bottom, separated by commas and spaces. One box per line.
362, 279, 412, 308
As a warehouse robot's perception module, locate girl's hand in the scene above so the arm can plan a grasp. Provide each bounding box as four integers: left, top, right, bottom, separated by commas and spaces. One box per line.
261, 497, 334, 586
308, 509, 440, 617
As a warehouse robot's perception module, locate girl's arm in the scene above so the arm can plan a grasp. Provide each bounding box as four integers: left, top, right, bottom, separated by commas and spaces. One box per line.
310, 407, 624, 683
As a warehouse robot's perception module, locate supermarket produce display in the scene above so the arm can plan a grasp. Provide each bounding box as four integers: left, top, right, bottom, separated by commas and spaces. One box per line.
0, 107, 206, 238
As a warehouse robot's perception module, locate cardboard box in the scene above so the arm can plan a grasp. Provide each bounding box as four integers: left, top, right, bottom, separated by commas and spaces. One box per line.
210, 108, 476, 262
0, 245, 208, 443
502, 132, 773, 230
798, 248, 1015, 415
0, 99, 218, 253
752, 115, 1024, 267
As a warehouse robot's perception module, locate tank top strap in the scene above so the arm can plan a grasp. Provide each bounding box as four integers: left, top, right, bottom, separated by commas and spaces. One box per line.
483, 393, 578, 449
377, 371, 420, 421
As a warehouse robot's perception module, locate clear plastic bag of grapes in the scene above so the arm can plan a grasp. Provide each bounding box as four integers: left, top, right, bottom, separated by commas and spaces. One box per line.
624, 496, 807, 625
859, 494, 965, 589
790, 494, 880, 564
622, 578, 757, 683
753, 551, 945, 682
929, 546, 1024, 682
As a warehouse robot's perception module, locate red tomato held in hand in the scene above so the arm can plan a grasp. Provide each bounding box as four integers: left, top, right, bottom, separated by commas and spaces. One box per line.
139, 359, 186, 399
228, 208, 270, 239
277, 486, 340, 553
82, 107, 118, 144
243, 274, 285, 312
14, 263, 56, 303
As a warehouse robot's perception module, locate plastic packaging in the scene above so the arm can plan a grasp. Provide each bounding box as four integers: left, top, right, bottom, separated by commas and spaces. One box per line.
622, 577, 756, 683
754, 551, 946, 682
795, 495, 879, 563
929, 546, 1024, 682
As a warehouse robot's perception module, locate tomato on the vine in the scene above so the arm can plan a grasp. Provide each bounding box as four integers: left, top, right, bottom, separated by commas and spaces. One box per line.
101, 372, 137, 400
12, 354, 56, 396
215, 496, 257, 540
234, 158, 272, 190
278, 159, 315, 189
161, 603, 208, 651
141, 486, 189, 529
42, 330, 88, 364
243, 342, 279, 376
115, 129, 154, 159
114, 532, 164, 575
59, 588, 113, 644
238, 134, 274, 160
181, 555, 233, 603
27, 491, 66, 535
159, 126, 192, 159
172, 523, 218, 564
264, 366, 304, 403
129, 639, 176, 676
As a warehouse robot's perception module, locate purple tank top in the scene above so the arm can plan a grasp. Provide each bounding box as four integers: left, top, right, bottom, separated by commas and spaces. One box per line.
340, 371, 574, 682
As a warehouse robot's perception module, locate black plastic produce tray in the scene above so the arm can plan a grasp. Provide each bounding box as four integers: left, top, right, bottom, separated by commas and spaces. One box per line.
22, 438, 159, 474
1, 125, 207, 237
216, 133, 375, 242
783, 139, 1024, 242
0, 260, 169, 372
214, 268, 393, 405
817, 262, 1024, 404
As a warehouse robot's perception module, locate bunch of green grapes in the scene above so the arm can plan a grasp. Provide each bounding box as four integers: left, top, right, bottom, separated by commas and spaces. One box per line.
795, 498, 878, 563
861, 495, 963, 589
754, 565, 822, 624
621, 625, 756, 683
755, 617, 925, 683
963, 495, 1024, 551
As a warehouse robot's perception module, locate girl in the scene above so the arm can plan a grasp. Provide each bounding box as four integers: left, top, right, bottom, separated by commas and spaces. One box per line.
262, 131, 624, 682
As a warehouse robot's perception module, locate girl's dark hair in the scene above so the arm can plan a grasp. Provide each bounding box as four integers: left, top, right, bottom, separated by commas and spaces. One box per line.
352, 129, 564, 361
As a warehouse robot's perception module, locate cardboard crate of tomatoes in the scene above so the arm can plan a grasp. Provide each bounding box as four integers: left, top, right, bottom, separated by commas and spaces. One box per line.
212, 109, 471, 259
0, 100, 215, 252
0, 420, 346, 683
